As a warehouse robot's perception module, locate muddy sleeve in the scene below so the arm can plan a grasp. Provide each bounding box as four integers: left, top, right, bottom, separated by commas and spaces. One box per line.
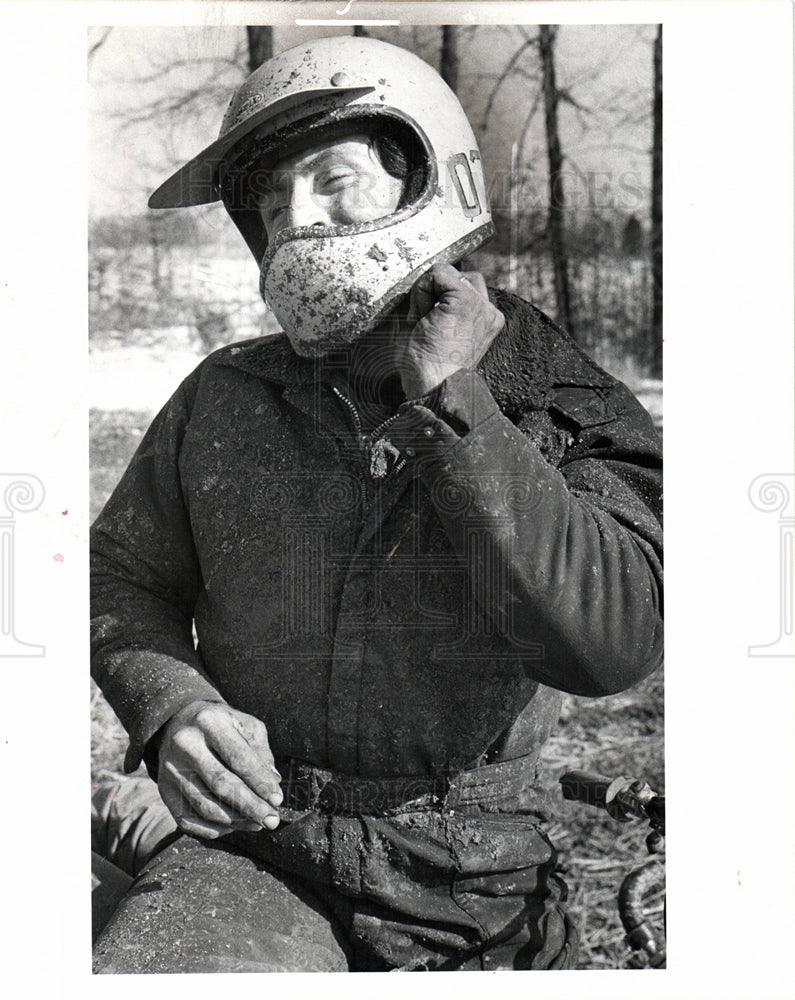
388, 368, 663, 697
91, 378, 226, 773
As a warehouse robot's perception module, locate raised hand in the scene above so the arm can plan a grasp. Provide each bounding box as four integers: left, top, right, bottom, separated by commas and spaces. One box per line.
397, 263, 504, 398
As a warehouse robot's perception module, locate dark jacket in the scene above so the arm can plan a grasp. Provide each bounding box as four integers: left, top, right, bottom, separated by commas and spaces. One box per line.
91, 290, 663, 780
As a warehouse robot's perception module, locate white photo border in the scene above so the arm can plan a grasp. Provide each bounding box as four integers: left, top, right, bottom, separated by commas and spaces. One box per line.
1, 2, 792, 998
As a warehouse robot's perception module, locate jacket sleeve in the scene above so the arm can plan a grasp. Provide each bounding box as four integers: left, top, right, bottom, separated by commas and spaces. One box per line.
91, 374, 226, 773
388, 367, 663, 698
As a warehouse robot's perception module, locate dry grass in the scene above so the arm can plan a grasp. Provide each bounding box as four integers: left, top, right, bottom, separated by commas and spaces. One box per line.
90, 407, 665, 970
540, 671, 665, 969
91, 410, 152, 779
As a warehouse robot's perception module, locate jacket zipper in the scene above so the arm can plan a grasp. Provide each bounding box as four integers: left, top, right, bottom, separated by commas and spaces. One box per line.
331, 387, 407, 491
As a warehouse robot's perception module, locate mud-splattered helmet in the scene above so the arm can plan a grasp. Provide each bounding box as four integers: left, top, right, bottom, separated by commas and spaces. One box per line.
148, 35, 494, 356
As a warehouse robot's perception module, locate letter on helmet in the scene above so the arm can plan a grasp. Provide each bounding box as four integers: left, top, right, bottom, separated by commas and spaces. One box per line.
149, 36, 495, 356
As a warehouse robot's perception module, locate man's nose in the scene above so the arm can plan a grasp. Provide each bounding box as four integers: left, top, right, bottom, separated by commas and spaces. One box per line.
283, 183, 329, 231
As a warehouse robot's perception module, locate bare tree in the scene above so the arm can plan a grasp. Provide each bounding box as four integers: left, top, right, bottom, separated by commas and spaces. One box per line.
88, 28, 113, 69
247, 27, 273, 73
650, 25, 662, 379
539, 26, 576, 338
92, 27, 656, 369
106, 48, 247, 130
440, 26, 459, 92
478, 29, 537, 133
104, 27, 272, 128
99, 28, 272, 199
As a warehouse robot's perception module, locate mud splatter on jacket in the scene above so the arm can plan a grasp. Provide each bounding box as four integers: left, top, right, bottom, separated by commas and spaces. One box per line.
91, 290, 663, 782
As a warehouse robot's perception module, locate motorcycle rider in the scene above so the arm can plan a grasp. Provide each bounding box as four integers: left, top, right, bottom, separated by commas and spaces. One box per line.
92, 35, 663, 972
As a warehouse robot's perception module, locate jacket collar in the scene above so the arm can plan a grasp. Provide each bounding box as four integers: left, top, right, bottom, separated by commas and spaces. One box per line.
214, 291, 613, 417
214, 334, 319, 387
214, 335, 346, 430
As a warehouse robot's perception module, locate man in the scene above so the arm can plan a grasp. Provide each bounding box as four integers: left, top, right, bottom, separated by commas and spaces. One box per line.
91, 35, 663, 972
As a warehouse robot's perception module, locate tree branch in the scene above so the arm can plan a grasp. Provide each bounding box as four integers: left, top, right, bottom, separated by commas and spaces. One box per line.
558, 88, 591, 114
88, 27, 113, 65
480, 33, 537, 132
125, 53, 246, 87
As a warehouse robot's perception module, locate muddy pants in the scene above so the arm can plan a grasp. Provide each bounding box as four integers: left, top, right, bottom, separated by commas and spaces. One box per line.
92, 759, 578, 973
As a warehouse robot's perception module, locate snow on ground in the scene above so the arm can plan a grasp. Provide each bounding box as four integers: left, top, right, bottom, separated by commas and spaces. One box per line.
90, 340, 203, 413
631, 379, 663, 429
90, 327, 663, 427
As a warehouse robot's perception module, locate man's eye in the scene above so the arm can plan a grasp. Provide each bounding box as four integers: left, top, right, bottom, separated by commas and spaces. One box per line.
317, 169, 358, 193
260, 201, 287, 224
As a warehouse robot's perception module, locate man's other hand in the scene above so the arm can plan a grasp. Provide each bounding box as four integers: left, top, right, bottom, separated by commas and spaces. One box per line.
399, 263, 504, 397
157, 701, 283, 839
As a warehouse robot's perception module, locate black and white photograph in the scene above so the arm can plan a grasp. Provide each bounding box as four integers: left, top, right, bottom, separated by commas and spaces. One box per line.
88, 17, 664, 973
1, 0, 793, 996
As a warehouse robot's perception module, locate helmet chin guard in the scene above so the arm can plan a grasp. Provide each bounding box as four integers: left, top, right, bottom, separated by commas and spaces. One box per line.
149, 36, 495, 354
260, 214, 493, 358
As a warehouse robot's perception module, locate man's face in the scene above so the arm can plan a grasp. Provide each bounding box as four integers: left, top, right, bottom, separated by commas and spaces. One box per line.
256, 133, 403, 241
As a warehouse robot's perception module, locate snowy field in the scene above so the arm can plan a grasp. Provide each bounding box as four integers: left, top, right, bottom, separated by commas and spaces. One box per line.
89, 338, 202, 412
90, 244, 661, 421
89, 324, 662, 425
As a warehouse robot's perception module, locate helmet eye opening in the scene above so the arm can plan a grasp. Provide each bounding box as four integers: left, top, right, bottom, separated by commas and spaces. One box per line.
219, 109, 433, 260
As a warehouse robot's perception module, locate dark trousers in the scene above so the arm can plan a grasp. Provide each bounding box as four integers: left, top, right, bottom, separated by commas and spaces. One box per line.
93, 764, 578, 972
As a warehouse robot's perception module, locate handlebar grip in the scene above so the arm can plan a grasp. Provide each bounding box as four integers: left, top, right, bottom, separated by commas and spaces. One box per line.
560, 771, 664, 830
559, 770, 613, 809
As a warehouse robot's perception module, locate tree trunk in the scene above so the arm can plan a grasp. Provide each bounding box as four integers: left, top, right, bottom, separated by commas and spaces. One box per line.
440, 26, 459, 93
246, 26, 273, 74
149, 214, 163, 294
538, 26, 575, 339
650, 25, 663, 379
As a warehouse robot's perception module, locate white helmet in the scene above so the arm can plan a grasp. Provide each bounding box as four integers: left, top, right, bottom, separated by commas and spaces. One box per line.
149, 35, 494, 356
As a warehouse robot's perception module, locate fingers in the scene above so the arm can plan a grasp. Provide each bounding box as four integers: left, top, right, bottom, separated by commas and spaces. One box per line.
205, 714, 282, 807
416, 263, 477, 297
401, 263, 503, 395
409, 264, 488, 322
158, 702, 284, 838
171, 816, 250, 840
230, 712, 281, 777
170, 722, 280, 819
159, 764, 266, 838
195, 743, 279, 823
457, 270, 504, 336
459, 270, 488, 298
425, 262, 473, 294
162, 799, 263, 841
407, 270, 438, 322
159, 746, 280, 836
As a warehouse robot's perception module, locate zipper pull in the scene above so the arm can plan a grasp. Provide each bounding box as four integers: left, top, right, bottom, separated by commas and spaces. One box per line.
369, 437, 401, 479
